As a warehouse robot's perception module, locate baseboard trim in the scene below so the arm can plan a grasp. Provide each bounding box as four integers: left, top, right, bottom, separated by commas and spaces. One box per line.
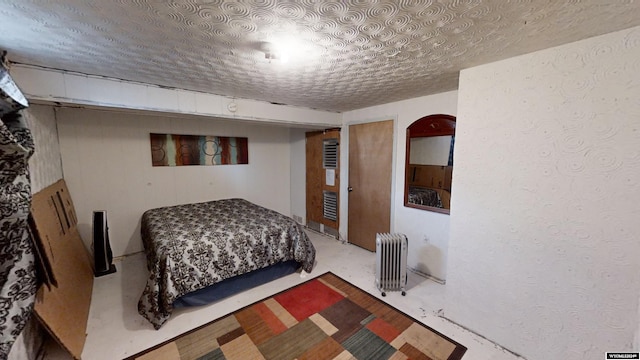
409, 267, 446, 285
439, 315, 527, 359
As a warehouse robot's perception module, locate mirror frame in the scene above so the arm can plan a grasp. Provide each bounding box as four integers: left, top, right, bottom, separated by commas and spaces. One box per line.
404, 114, 456, 214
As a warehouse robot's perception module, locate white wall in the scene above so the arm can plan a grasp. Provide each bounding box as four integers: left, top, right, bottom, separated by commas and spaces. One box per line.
342, 91, 458, 281
56, 107, 295, 257
24, 104, 63, 193
447, 26, 640, 359
12, 65, 341, 128
410, 136, 452, 166
289, 128, 308, 225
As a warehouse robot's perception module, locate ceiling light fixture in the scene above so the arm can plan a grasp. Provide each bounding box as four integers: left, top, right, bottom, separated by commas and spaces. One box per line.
260, 42, 287, 63
259, 37, 320, 65
262, 36, 319, 64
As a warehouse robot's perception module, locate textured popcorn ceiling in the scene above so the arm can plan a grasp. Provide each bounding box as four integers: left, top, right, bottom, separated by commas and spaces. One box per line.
1, 0, 640, 112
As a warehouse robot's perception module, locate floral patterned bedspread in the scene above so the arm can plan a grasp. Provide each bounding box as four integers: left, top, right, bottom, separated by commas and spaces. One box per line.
137, 198, 316, 329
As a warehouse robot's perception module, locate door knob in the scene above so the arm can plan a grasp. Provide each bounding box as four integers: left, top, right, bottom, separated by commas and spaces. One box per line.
348, 186, 353, 192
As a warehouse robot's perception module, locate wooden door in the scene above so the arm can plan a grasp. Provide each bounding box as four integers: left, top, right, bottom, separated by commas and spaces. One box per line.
306, 129, 340, 235
348, 120, 393, 251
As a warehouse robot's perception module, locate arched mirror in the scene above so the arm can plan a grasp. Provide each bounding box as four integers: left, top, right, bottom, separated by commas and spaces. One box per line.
404, 114, 456, 214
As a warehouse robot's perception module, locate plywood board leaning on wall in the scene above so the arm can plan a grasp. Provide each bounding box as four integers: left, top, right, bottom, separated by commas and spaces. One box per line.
29, 179, 94, 360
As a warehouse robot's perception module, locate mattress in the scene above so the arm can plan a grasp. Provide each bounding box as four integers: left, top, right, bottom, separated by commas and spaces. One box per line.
408, 186, 443, 208
173, 259, 300, 308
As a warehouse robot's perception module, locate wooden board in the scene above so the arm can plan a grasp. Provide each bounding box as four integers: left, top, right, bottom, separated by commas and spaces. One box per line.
306, 129, 340, 232
306, 131, 324, 227
30, 179, 94, 360
408, 164, 453, 190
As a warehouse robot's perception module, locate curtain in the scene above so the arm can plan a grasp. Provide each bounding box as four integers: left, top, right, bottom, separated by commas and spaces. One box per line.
0, 109, 37, 359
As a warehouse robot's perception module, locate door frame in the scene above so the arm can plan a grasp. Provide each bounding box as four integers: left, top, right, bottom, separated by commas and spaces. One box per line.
340, 116, 398, 243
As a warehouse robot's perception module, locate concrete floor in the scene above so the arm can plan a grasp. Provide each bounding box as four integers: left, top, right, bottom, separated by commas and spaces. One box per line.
45, 230, 523, 360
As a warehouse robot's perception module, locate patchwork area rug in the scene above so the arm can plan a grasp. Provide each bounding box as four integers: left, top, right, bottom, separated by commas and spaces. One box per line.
128, 272, 466, 360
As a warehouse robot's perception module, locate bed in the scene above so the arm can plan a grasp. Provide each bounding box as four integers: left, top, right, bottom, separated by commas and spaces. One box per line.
408, 186, 444, 208
137, 198, 316, 329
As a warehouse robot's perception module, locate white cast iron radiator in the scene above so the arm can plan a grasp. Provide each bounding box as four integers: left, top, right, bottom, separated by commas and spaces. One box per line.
375, 233, 408, 296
